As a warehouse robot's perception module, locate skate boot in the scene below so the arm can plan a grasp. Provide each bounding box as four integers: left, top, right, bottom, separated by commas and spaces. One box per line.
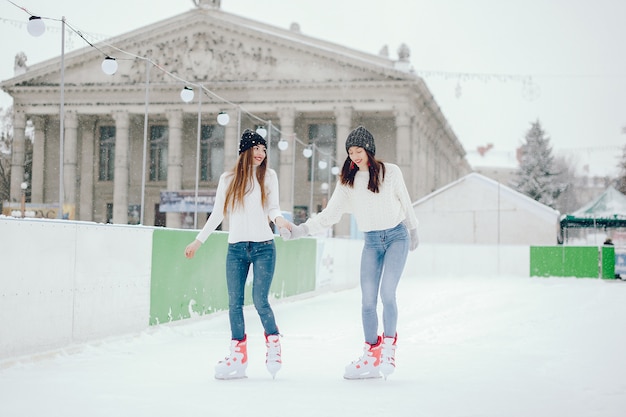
215, 335, 248, 380
380, 333, 397, 379
265, 333, 282, 379
343, 336, 382, 380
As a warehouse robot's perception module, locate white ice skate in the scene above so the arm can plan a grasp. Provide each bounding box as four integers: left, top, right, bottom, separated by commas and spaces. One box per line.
380, 333, 397, 380
265, 333, 282, 379
343, 336, 382, 380
215, 336, 248, 380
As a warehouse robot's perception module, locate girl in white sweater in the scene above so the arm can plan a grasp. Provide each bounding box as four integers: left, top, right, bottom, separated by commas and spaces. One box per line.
185, 129, 289, 380
281, 126, 418, 380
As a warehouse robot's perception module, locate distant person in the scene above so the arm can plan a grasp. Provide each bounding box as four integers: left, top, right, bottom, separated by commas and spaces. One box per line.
184, 129, 289, 380
280, 126, 419, 380
604, 238, 614, 245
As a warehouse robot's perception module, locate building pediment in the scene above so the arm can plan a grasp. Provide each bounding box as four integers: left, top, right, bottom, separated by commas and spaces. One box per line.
1, 8, 414, 92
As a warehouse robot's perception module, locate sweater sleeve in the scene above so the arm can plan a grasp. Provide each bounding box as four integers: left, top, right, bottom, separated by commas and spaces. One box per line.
394, 165, 419, 230
304, 181, 351, 235
266, 169, 283, 223
195, 172, 229, 243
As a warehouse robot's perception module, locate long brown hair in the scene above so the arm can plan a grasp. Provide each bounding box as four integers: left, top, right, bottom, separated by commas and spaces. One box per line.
223, 148, 268, 215
340, 149, 385, 193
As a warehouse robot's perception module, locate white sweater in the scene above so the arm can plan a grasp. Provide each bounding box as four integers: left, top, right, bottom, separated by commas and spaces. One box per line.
195, 168, 282, 244
305, 163, 418, 235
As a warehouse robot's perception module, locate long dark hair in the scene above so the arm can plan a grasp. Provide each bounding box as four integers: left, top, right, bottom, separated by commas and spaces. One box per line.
223, 148, 268, 215
339, 149, 385, 193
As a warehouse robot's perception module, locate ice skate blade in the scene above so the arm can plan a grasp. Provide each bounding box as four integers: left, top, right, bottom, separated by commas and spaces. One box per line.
266, 363, 281, 379
215, 374, 247, 380
343, 373, 382, 380
215, 371, 248, 380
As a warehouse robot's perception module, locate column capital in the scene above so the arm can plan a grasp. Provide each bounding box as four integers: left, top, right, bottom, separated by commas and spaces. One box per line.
393, 107, 412, 127
64, 110, 78, 129
333, 106, 353, 127
13, 110, 26, 127
112, 110, 130, 128
166, 108, 183, 128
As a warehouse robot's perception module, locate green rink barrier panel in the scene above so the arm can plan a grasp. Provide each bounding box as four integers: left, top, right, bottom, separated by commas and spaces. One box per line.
530, 246, 615, 278
149, 229, 316, 325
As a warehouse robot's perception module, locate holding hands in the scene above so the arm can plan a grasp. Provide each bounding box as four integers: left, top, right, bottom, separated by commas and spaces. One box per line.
280, 222, 309, 240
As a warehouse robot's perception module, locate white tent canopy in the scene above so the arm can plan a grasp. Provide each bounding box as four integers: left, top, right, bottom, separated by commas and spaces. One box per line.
413, 173, 560, 245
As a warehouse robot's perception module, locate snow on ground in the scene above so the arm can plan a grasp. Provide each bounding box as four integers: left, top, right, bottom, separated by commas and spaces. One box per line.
1, 275, 625, 417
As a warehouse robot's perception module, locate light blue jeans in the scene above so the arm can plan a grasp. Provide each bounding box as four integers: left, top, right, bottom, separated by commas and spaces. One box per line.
226, 240, 279, 341
360, 222, 410, 344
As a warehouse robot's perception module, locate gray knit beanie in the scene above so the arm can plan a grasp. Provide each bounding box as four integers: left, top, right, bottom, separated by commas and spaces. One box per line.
345, 126, 375, 155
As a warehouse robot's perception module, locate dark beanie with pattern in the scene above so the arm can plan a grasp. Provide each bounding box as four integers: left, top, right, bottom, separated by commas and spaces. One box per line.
345, 126, 375, 155
238, 129, 267, 155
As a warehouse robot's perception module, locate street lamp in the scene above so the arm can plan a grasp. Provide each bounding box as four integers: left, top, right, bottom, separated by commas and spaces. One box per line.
20, 181, 28, 218
27, 15, 66, 219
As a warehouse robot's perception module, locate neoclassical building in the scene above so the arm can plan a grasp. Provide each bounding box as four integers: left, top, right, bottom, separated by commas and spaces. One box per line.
2, 0, 470, 236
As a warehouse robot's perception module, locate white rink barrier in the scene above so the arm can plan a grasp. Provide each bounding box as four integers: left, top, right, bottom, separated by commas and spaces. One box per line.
0, 216, 529, 361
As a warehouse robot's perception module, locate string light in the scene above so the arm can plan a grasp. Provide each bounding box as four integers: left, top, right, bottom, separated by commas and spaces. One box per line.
180, 86, 194, 103
256, 126, 267, 138
217, 112, 230, 126
101, 56, 118, 75
26, 15, 44, 36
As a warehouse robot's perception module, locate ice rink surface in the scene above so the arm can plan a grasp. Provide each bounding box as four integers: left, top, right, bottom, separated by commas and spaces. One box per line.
1, 275, 625, 417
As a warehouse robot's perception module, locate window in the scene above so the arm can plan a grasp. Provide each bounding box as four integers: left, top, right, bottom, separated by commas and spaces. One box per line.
98, 126, 115, 181
149, 125, 168, 181
308, 124, 336, 181
200, 125, 225, 182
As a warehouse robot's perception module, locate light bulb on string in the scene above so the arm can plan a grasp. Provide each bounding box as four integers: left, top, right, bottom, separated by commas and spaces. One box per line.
256, 126, 267, 138
318, 160, 328, 169
331, 166, 340, 176
302, 147, 313, 158
180, 86, 194, 103
278, 139, 288, 151
27, 16, 45, 37
101, 56, 118, 75
217, 112, 230, 126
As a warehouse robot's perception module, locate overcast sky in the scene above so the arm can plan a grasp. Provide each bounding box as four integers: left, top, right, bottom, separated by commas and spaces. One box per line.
1, 0, 625, 176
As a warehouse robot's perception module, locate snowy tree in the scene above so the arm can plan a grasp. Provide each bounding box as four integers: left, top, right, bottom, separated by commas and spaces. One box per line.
616, 144, 626, 195
0, 106, 12, 204
552, 154, 581, 214
512, 120, 565, 209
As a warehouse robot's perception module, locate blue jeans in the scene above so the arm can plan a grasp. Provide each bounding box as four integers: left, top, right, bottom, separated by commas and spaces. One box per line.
360, 223, 409, 344
226, 240, 279, 340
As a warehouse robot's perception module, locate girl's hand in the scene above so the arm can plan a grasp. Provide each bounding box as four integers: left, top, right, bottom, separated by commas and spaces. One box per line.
185, 240, 201, 259
274, 216, 291, 231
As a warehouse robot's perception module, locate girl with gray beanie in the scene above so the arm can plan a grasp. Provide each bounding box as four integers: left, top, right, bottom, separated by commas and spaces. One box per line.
281, 125, 419, 380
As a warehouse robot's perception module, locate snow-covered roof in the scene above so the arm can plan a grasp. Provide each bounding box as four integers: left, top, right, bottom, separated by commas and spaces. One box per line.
569, 186, 626, 219
465, 148, 519, 169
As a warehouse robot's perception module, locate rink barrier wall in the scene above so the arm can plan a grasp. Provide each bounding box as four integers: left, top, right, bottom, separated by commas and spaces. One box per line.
0, 217, 615, 360
530, 246, 615, 278
149, 228, 317, 325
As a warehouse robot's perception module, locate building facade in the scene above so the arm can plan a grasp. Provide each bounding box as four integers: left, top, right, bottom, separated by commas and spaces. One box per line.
2, 1, 470, 236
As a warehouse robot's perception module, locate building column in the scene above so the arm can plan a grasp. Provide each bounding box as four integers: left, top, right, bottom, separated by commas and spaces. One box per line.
9, 110, 26, 202
79, 117, 96, 221
64, 111, 79, 213
333, 106, 353, 238
394, 108, 413, 195
30, 116, 46, 203
166, 109, 183, 228
334, 106, 353, 165
277, 107, 296, 213
223, 108, 239, 167
112, 110, 130, 224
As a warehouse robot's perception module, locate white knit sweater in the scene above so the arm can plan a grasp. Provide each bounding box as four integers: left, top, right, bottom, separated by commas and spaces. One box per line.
195, 168, 282, 244
305, 163, 418, 235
